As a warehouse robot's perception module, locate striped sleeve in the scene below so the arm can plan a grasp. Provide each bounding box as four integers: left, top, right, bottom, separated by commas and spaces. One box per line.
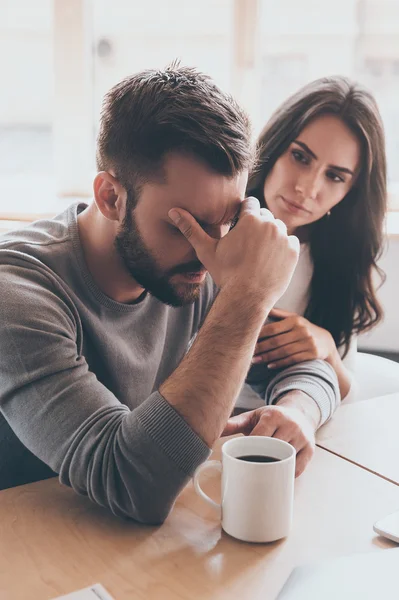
265, 359, 340, 427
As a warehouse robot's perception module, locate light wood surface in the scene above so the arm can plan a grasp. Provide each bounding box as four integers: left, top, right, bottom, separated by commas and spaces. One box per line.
317, 393, 399, 485
0, 442, 397, 600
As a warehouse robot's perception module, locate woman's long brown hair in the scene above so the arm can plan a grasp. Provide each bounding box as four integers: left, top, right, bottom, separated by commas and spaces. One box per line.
248, 76, 387, 357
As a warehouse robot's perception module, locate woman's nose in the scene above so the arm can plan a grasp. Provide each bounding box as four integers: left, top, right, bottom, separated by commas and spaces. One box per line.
295, 171, 322, 201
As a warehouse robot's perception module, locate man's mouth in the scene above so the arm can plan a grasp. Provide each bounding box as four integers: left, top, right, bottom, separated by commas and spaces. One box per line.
177, 269, 207, 282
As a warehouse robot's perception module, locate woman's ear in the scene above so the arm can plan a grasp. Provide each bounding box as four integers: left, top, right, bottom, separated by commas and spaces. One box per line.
93, 171, 126, 222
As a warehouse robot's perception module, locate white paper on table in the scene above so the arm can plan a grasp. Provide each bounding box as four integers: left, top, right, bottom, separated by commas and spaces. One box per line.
53, 583, 115, 600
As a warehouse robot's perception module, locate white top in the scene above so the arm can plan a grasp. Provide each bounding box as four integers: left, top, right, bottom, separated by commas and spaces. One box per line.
239, 244, 356, 408
276, 244, 357, 376
276, 243, 314, 317
237, 244, 357, 410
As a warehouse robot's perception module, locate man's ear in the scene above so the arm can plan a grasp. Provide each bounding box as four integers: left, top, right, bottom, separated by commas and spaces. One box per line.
93, 171, 126, 222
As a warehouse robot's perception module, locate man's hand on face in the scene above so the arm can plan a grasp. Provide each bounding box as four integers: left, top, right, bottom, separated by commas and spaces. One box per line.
168, 197, 299, 308
222, 391, 319, 477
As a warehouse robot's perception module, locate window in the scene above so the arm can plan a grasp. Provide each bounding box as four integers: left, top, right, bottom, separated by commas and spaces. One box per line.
0, 0, 56, 219
1, 0, 399, 220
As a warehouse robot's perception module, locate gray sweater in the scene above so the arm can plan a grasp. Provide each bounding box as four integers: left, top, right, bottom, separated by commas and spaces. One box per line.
0, 203, 339, 522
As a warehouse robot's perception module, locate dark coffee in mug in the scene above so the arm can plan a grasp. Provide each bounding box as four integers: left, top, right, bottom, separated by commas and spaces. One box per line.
237, 454, 280, 463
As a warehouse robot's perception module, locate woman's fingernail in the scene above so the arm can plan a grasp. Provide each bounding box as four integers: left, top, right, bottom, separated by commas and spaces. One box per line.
251, 356, 262, 364
267, 363, 276, 369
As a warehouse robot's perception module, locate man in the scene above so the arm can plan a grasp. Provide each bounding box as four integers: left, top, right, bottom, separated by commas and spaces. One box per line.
0, 64, 339, 523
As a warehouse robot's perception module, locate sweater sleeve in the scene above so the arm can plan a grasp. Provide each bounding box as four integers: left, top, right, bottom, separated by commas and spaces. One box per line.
265, 360, 340, 427
0, 264, 210, 523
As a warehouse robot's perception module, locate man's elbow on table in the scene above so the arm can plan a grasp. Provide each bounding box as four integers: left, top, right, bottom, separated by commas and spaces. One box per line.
44, 394, 211, 524
57, 421, 203, 525
113, 495, 176, 526
61, 464, 180, 525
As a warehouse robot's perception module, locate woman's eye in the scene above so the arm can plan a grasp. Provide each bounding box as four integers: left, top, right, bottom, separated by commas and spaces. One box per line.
327, 171, 345, 183
291, 150, 309, 165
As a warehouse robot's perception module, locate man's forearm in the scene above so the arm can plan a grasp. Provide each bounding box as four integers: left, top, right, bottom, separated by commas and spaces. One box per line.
160, 283, 272, 446
265, 359, 340, 428
275, 391, 321, 430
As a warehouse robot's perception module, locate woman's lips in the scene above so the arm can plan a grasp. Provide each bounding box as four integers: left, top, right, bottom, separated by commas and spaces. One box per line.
281, 196, 311, 215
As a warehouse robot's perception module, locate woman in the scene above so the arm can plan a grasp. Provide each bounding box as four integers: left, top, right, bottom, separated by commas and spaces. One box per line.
246, 76, 387, 401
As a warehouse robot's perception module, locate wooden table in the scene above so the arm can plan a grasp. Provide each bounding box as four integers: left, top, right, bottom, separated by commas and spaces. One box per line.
317, 392, 399, 485
0, 441, 398, 600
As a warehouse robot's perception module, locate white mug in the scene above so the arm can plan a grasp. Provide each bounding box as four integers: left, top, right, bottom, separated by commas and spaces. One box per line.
194, 436, 295, 543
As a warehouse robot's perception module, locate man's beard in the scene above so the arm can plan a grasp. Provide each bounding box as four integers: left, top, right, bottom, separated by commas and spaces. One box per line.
114, 206, 204, 307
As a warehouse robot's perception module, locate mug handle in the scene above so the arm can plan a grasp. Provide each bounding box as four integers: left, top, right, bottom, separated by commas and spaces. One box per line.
193, 460, 222, 510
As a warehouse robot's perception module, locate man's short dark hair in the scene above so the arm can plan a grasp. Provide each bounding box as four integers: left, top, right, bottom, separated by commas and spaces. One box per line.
96, 62, 253, 204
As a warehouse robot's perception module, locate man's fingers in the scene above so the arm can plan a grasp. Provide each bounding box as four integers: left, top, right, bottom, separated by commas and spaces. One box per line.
168, 208, 216, 258
168, 208, 206, 243
235, 405, 315, 477
295, 446, 314, 477
274, 218, 287, 235
259, 207, 275, 221
288, 234, 300, 254
239, 196, 261, 216
248, 415, 278, 438
272, 430, 314, 477
221, 411, 254, 437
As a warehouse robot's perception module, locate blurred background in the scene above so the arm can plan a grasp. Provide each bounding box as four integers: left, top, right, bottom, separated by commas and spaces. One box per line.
0, 0, 398, 358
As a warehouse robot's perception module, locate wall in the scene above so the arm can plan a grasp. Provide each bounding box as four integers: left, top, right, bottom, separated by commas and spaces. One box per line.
1, 0, 52, 126
359, 236, 399, 353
